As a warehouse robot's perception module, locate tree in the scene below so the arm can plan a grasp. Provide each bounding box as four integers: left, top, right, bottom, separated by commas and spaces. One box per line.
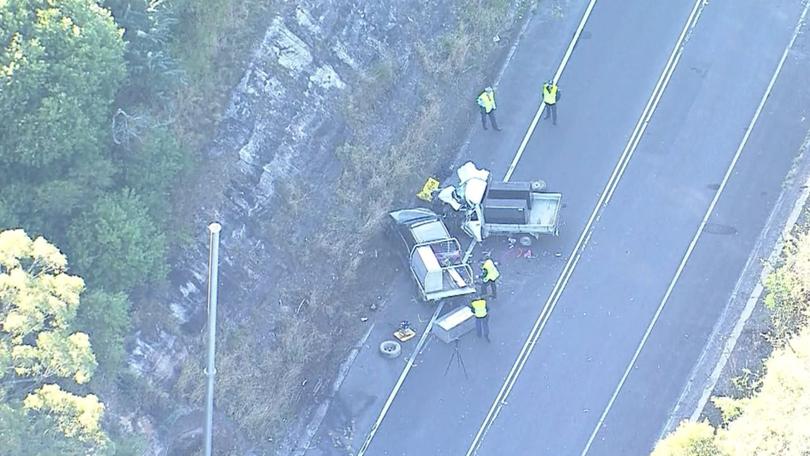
0, 0, 125, 167
0, 403, 79, 455
652, 421, 725, 456
67, 190, 167, 292
24, 384, 108, 448
0, 0, 125, 230
118, 123, 189, 223
0, 229, 111, 454
0, 230, 95, 385
654, 328, 810, 456
75, 289, 130, 379
715, 328, 810, 455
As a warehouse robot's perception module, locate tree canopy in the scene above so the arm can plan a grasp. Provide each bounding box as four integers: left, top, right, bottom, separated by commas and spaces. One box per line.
0, 0, 125, 230
0, 229, 110, 454
67, 190, 167, 292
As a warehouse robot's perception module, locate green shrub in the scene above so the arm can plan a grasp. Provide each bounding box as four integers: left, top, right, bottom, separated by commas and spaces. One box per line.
67, 190, 167, 292
118, 124, 190, 223
75, 290, 131, 380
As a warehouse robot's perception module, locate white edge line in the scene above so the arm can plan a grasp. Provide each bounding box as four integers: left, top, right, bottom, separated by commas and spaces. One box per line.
602, 0, 706, 206
659, 166, 791, 436
355, 301, 444, 456
292, 323, 376, 455
503, 0, 599, 182
682, 6, 810, 426
468, 0, 708, 453
580, 3, 810, 453
686, 155, 810, 424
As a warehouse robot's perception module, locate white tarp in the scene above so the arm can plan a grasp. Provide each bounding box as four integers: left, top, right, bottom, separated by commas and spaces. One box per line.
456, 162, 490, 206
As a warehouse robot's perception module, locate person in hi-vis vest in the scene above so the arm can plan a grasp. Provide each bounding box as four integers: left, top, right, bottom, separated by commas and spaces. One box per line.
476, 86, 501, 131
480, 258, 500, 298
543, 81, 560, 125
470, 295, 490, 342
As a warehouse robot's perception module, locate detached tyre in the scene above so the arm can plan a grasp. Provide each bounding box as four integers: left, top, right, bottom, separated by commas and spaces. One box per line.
379, 340, 402, 359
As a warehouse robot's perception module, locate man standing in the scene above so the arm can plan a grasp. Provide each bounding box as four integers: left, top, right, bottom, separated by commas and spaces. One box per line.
480, 257, 500, 298
477, 86, 501, 131
543, 81, 560, 125
470, 295, 490, 342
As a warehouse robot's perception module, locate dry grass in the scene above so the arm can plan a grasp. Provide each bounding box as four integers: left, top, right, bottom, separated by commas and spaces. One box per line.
171, 0, 280, 147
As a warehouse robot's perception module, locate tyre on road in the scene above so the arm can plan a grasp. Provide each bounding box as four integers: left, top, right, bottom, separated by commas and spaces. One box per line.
379, 340, 402, 359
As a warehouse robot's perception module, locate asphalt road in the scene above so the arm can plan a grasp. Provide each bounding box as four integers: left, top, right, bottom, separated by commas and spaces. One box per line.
476, 0, 810, 454
349, 0, 810, 455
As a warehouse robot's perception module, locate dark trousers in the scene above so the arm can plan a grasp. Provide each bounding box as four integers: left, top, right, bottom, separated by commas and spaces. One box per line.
544, 103, 557, 125
480, 108, 500, 130
482, 280, 497, 298
475, 316, 490, 340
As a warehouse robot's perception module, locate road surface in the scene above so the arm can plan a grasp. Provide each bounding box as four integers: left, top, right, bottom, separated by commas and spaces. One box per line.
309, 0, 810, 455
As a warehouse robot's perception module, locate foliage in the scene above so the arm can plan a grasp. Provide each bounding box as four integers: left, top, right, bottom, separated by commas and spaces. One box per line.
24, 384, 109, 450
0, 402, 80, 455
0, 229, 110, 454
711, 396, 746, 424
67, 190, 167, 292
117, 123, 189, 223
0, 230, 96, 384
0, 0, 126, 232
169, 0, 278, 147
0, 0, 126, 166
654, 326, 810, 456
75, 290, 131, 380
763, 233, 810, 347
208, 308, 331, 443
715, 327, 810, 455
101, 0, 182, 104
651, 421, 724, 456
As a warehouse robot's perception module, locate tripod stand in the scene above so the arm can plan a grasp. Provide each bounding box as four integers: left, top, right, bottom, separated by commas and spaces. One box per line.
443, 339, 469, 380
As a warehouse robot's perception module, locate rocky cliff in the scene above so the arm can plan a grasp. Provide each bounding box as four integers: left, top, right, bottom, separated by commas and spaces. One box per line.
126, 1, 530, 453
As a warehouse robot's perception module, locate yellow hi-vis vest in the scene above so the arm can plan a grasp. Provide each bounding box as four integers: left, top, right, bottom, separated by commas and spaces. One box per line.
471, 299, 488, 318
482, 259, 500, 282
477, 91, 496, 113
543, 84, 558, 105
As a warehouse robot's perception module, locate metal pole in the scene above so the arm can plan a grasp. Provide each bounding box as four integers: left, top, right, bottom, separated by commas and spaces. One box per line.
204, 222, 221, 456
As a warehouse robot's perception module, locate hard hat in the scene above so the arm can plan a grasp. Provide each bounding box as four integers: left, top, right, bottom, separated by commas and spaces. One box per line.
485, 86, 493, 92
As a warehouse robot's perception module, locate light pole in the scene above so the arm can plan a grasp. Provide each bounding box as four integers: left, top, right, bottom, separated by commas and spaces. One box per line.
204, 222, 221, 456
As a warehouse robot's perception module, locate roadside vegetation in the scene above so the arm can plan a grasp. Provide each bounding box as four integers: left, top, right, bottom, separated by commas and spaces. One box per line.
0, 229, 142, 454
1, 0, 270, 450
652, 226, 810, 455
